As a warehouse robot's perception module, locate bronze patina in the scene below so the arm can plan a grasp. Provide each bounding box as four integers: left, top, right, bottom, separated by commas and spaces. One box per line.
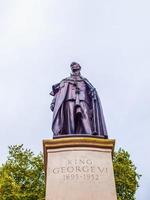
50, 62, 108, 138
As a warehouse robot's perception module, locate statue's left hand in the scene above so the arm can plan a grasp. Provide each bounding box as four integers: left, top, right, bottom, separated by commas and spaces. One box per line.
90, 89, 96, 98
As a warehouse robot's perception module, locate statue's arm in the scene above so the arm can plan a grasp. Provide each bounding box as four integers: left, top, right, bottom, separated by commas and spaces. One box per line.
49, 83, 60, 112
49, 79, 66, 111
50, 96, 56, 111
50, 83, 60, 96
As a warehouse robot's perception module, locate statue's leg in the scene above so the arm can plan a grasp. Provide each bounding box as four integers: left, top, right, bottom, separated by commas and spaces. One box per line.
75, 111, 84, 134
80, 101, 92, 134
64, 101, 75, 134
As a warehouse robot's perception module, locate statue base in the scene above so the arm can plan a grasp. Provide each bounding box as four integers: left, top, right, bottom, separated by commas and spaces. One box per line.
43, 137, 117, 200
53, 134, 108, 139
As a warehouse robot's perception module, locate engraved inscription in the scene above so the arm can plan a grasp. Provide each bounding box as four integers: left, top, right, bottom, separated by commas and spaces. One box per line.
48, 158, 109, 183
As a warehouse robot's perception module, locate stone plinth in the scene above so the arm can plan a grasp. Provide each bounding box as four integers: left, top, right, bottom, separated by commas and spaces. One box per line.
43, 137, 117, 200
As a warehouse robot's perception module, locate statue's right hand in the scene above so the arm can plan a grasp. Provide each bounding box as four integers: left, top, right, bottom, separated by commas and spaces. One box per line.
50, 104, 55, 112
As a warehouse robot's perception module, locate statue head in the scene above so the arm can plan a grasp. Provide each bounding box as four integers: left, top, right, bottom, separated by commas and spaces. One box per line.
70, 62, 81, 73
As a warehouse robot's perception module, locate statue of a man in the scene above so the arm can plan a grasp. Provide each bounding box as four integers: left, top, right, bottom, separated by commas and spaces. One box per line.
50, 62, 108, 138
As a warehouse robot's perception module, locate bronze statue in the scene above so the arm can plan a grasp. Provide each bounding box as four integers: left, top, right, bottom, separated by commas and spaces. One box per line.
50, 62, 108, 138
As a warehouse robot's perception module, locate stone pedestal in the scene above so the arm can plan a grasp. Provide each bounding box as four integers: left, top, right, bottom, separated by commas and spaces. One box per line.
43, 137, 117, 200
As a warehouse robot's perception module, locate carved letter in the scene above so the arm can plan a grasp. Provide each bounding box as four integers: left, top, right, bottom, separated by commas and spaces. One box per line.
86, 159, 93, 165
67, 167, 74, 173
53, 168, 60, 174
82, 166, 89, 173
97, 167, 104, 173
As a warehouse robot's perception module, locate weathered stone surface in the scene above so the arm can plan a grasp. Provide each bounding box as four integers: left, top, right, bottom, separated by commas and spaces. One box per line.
43, 137, 117, 200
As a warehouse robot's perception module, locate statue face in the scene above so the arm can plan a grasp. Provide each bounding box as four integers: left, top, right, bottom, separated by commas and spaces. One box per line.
71, 63, 81, 72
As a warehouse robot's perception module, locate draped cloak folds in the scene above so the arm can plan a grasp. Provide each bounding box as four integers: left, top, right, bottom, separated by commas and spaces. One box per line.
50, 77, 108, 138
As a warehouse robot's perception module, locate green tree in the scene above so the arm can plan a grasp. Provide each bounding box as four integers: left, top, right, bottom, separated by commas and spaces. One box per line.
0, 145, 140, 200
113, 148, 141, 200
0, 145, 45, 200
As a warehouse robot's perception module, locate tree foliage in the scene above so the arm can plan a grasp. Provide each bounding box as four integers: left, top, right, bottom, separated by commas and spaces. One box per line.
0, 145, 45, 200
113, 148, 141, 200
0, 145, 140, 200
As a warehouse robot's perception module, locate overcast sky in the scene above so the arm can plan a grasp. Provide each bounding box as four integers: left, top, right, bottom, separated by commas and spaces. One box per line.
0, 0, 150, 199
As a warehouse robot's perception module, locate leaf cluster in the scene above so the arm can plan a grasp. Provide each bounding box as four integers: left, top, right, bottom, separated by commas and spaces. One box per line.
113, 148, 141, 200
0, 145, 45, 200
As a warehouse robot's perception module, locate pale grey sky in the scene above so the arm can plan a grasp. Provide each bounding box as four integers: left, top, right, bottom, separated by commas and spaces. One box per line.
0, 0, 150, 199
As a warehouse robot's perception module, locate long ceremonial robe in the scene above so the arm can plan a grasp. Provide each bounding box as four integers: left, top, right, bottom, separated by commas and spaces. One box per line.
50, 77, 108, 138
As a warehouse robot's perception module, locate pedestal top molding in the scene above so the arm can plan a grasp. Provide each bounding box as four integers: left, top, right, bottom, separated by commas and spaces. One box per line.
43, 137, 115, 150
